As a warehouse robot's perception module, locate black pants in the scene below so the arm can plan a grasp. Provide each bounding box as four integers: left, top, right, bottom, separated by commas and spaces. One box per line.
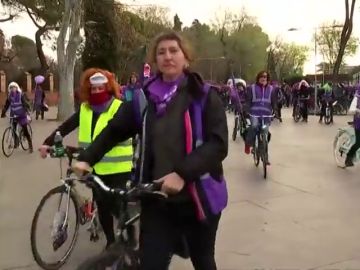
277, 103, 283, 119
347, 129, 360, 160
35, 109, 44, 120
293, 101, 308, 120
12, 121, 32, 148
319, 102, 333, 122
139, 201, 220, 270
92, 172, 130, 245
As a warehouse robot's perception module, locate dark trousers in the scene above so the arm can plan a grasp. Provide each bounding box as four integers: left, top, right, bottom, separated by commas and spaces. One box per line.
301, 103, 308, 120
92, 172, 130, 245
277, 103, 283, 119
319, 102, 333, 122
139, 201, 220, 270
347, 129, 360, 160
293, 101, 308, 120
12, 121, 32, 149
35, 109, 44, 120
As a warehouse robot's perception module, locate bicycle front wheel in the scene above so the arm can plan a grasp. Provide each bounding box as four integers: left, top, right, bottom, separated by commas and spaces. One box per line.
19, 127, 30, 150
294, 105, 301, 122
325, 109, 332, 125
31, 185, 80, 270
253, 136, 260, 167
76, 245, 139, 270
261, 135, 268, 179
2, 127, 15, 157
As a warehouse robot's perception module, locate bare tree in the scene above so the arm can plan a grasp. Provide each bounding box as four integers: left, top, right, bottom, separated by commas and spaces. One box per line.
57, 0, 82, 120
333, 0, 356, 81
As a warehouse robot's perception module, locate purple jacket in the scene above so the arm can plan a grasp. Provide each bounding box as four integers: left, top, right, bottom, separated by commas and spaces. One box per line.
230, 87, 246, 113
248, 84, 274, 116
354, 88, 360, 130
34, 86, 45, 108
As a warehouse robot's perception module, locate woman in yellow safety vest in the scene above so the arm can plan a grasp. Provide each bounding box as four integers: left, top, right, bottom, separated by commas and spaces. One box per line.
39, 68, 133, 249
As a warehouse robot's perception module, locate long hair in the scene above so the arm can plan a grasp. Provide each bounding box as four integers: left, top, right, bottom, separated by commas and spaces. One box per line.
255, 71, 271, 84
128, 72, 138, 84
79, 68, 120, 102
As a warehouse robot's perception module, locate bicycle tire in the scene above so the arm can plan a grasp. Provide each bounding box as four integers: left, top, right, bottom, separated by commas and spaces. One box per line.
232, 116, 238, 141
19, 128, 29, 150
324, 109, 331, 125
2, 127, 15, 157
261, 135, 268, 179
293, 105, 301, 122
76, 245, 139, 270
333, 131, 350, 168
31, 185, 80, 270
253, 135, 260, 167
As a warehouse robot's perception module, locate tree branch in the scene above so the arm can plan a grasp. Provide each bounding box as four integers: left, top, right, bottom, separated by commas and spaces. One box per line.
25, 6, 44, 29
0, 14, 15, 22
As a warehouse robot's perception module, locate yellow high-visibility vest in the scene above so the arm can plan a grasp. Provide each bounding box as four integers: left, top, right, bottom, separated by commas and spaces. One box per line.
78, 99, 133, 175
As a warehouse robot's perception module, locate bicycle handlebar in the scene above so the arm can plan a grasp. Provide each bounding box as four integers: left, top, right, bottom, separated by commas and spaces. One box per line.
84, 174, 167, 199
249, 114, 276, 119
47, 145, 83, 160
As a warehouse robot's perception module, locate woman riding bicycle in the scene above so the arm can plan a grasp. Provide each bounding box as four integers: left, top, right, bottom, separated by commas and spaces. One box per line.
1, 82, 33, 153
318, 82, 335, 124
230, 81, 246, 113
292, 80, 310, 122
73, 31, 228, 270
39, 68, 133, 249
345, 84, 360, 167
244, 71, 278, 163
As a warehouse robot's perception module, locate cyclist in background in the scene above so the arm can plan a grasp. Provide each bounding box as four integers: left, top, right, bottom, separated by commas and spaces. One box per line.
244, 71, 278, 164
1, 82, 33, 153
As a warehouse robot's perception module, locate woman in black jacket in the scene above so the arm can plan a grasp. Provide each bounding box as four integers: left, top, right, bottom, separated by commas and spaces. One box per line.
74, 31, 228, 270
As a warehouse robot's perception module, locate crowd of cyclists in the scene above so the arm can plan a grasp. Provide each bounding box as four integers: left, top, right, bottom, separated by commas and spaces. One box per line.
1, 30, 360, 270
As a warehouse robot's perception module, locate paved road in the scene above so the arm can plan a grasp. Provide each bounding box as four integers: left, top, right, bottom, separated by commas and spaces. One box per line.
1, 108, 360, 270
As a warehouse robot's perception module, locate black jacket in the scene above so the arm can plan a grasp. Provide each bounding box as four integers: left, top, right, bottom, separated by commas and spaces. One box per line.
77, 72, 228, 187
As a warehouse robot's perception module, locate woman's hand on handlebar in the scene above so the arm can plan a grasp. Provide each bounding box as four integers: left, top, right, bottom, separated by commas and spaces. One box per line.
72, 161, 92, 177
38, 145, 50, 159
154, 172, 185, 195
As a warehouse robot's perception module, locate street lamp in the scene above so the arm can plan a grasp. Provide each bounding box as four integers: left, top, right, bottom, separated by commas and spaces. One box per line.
288, 25, 343, 114
196, 56, 226, 81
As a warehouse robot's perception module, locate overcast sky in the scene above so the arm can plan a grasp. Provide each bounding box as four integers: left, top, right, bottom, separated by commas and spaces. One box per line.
1, 0, 360, 74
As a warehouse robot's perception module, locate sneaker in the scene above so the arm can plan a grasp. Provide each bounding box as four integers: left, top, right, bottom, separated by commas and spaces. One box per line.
345, 158, 354, 167
279, 118, 283, 123
245, 145, 251, 154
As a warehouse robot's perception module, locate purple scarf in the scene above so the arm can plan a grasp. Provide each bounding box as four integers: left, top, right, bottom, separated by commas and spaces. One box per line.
147, 74, 186, 116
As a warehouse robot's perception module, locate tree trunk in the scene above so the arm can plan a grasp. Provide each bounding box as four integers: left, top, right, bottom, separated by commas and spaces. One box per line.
35, 26, 49, 74
57, 0, 82, 120
333, 0, 356, 82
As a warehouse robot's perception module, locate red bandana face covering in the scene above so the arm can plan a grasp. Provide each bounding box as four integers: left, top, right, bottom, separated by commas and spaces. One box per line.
89, 90, 111, 105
